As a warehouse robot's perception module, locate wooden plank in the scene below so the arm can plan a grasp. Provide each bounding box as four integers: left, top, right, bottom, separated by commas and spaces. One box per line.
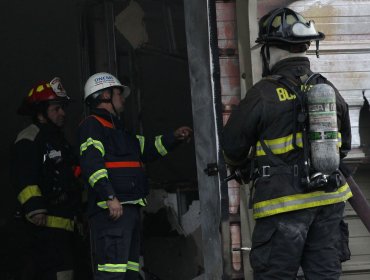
309, 54, 370, 73
346, 218, 370, 237
349, 236, 370, 255
342, 254, 370, 273
308, 41, 370, 53
341, 273, 370, 280
313, 16, 370, 24
340, 91, 365, 107
290, 1, 370, 17
313, 72, 370, 90
320, 34, 370, 42
315, 22, 370, 36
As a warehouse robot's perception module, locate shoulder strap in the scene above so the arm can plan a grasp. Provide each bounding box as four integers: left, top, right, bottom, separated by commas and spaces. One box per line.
259, 75, 305, 167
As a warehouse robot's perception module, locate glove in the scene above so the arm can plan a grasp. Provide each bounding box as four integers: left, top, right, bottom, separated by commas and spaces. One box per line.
226, 161, 251, 184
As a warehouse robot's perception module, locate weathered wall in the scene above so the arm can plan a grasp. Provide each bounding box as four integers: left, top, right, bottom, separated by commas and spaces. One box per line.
0, 0, 82, 222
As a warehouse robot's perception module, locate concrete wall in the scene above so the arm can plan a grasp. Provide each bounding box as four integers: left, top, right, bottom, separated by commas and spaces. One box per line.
0, 0, 82, 222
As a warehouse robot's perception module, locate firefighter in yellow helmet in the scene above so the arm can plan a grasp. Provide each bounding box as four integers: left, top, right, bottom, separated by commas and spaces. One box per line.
12, 78, 81, 280
223, 7, 352, 279
78, 72, 192, 279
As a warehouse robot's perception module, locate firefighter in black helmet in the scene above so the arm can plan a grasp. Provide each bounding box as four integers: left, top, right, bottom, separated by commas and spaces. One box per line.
223, 7, 352, 279
11, 78, 81, 280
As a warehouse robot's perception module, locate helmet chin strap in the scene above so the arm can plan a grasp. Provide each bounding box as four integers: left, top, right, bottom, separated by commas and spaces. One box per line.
261, 44, 271, 77
106, 88, 120, 120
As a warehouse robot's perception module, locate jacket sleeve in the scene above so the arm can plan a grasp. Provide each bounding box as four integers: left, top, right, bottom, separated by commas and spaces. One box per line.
78, 118, 115, 200
136, 132, 180, 163
334, 88, 352, 158
222, 87, 262, 167
325, 79, 352, 157
12, 139, 47, 218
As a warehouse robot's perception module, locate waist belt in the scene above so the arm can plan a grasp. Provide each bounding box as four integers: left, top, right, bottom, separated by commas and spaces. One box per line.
258, 164, 299, 177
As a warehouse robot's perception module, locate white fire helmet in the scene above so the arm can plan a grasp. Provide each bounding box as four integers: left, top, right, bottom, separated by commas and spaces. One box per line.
84, 72, 130, 102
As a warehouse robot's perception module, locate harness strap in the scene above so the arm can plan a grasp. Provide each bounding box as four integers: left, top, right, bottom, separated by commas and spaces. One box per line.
259, 165, 299, 177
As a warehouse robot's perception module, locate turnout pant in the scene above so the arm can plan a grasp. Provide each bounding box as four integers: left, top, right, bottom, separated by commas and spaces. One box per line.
26, 225, 74, 280
250, 202, 350, 280
90, 205, 141, 280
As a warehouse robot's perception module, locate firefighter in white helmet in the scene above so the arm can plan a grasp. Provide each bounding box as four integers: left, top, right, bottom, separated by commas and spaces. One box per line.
223, 7, 352, 279
78, 72, 192, 279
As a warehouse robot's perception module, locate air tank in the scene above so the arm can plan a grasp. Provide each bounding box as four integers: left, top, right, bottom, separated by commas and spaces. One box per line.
307, 83, 340, 174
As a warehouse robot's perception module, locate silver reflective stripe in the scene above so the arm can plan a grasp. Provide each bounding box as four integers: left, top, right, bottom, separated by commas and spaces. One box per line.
256, 133, 303, 156
253, 183, 352, 219
256, 132, 343, 156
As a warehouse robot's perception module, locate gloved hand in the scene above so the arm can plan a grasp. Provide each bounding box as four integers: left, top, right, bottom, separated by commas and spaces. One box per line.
30, 213, 47, 226
226, 162, 251, 184
174, 126, 193, 143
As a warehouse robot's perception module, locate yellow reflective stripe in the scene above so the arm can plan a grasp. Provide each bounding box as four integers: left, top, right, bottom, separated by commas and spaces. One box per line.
46, 216, 74, 232
253, 183, 352, 219
80, 137, 105, 157
136, 135, 145, 154
88, 169, 108, 187
18, 185, 42, 205
256, 132, 343, 156
97, 198, 147, 209
256, 133, 303, 156
98, 264, 127, 273
127, 261, 139, 272
338, 132, 342, 147
155, 135, 168, 156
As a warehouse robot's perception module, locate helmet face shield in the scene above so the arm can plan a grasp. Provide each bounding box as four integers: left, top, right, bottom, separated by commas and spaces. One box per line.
256, 7, 325, 45
291, 21, 320, 38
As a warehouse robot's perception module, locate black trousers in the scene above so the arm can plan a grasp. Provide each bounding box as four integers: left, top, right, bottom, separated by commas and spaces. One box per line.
250, 202, 350, 280
25, 225, 74, 280
90, 205, 141, 280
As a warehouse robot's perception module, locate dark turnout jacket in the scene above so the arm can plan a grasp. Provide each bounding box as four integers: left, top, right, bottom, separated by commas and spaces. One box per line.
78, 108, 178, 216
12, 122, 79, 232
223, 57, 353, 219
